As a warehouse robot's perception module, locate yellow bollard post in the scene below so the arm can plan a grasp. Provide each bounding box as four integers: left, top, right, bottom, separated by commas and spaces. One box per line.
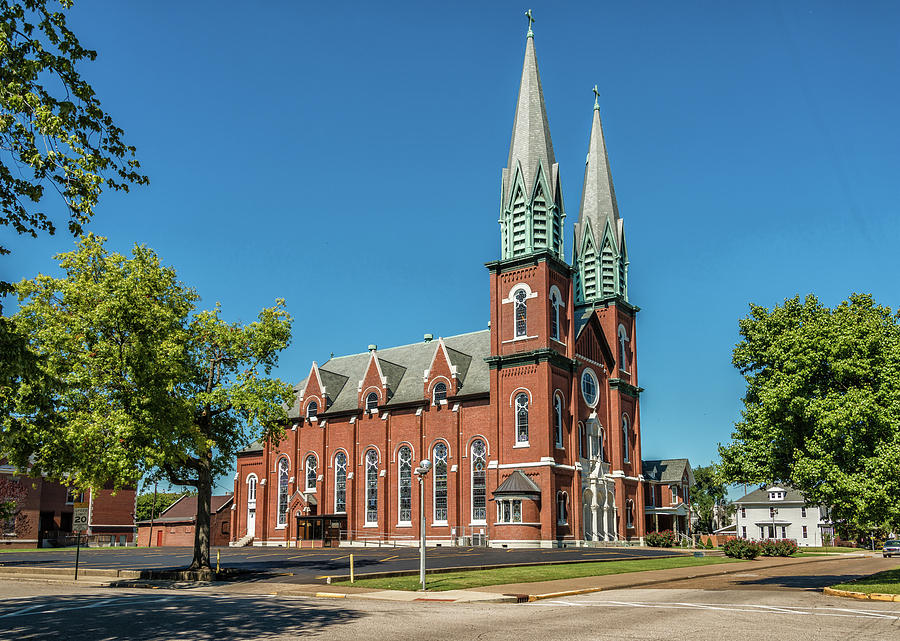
216, 549, 220, 574
350, 553, 354, 583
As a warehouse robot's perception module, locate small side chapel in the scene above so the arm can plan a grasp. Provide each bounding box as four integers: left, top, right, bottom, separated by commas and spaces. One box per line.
231, 17, 648, 548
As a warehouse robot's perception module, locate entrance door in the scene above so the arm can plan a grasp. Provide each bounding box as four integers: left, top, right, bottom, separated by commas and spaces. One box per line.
156, 530, 163, 547
247, 506, 256, 537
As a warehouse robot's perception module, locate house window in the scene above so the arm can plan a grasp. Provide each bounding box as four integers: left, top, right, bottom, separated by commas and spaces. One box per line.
497, 499, 522, 523
471, 439, 487, 523
556, 491, 568, 525
433, 443, 448, 523
650, 484, 656, 507
305, 454, 317, 492
65, 488, 85, 504
514, 289, 527, 337
276, 457, 289, 527
626, 499, 635, 529
433, 382, 447, 403
334, 452, 347, 513
398, 446, 412, 524
741, 507, 746, 519
622, 415, 630, 463
742, 526, 747, 538
365, 449, 378, 524
366, 392, 378, 412
671, 485, 679, 504
221, 520, 229, 535
306, 401, 317, 419
801, 507, 807, 518
515, 393, 529, 443
247, 475, 257, 502
550, 292, 560, 340
581, 369, 598, 407
554, 395, 564, 448
802, 525, 808, 539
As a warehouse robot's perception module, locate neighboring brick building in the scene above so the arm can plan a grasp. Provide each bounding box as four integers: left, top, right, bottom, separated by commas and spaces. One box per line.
642, 459, 694, 536
232, 22, 652, 548
136, 494, 233, 547
0, 463, 136, 548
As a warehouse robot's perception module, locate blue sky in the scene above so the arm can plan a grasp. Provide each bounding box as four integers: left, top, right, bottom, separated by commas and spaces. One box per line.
6, 2, 900, 494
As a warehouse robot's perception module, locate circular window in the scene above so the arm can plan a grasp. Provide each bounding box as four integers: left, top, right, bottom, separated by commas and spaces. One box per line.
581, 369, 598, 407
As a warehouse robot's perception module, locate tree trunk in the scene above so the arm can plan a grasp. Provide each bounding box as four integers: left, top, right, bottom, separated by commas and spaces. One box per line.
190, 455, 212, 570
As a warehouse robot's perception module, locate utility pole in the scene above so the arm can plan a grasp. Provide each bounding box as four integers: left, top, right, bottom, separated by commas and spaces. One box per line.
415, 459, 432, 591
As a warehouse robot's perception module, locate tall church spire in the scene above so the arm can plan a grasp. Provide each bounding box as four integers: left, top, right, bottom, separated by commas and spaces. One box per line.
499, 13, 564, 260
574, 89, 628, 305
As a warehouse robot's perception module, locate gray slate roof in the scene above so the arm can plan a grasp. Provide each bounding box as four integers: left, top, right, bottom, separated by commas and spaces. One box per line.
642, 459, 691, 484
735, 484, 807, 504
237, 440, 263, 455
287, 330, 490, 419
492, 470, 542, 498
501, 33, 558, 208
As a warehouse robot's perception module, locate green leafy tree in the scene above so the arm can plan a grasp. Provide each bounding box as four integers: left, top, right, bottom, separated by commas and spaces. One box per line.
0, 0, 147, 262
720, 293, 900, 533
135, 490, 195, 523
7, 235, 293, 569
691, 463, 730, 534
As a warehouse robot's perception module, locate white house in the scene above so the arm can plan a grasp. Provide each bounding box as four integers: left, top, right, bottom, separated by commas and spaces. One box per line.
734, 485, 831, 547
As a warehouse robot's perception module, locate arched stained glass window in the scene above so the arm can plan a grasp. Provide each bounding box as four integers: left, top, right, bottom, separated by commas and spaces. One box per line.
334, 452, 347, 513
471, 440, 486, 523
514, 289, 527, 337
366, 392, 378, 412
433, 443, 448, 523
307, 400, 318, 418
276, 457, 289, 527
515, 393, 529, 444
398, 446, 412, 524
305, 454, 317, 492
550, 292, 560, 340
247, 475, 257, 502
554, 395, 563, 448
365, 449, 378, 524
433, 382, 447, 403
622, 415, 630, 463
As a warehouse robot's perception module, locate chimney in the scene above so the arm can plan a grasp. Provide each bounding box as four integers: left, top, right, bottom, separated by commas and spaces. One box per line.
424, 334, 433, 342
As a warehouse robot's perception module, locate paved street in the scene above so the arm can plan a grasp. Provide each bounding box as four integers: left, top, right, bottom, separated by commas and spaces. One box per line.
0, 544, 683, 583
0, 570, 898, 641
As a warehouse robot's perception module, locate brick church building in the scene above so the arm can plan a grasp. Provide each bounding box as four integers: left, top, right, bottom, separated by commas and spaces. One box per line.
231, 22, 649, 548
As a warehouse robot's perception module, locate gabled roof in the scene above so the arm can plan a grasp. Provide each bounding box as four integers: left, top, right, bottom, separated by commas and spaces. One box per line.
735, 484, 808, 504
237, 440, 264, 455
286, 330, 490, 418
136, 494, 233, 525
642, 459, 693, 484
492, 470, 541, 498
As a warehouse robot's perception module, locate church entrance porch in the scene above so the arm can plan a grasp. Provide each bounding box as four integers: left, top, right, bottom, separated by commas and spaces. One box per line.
294, 514, 346, 548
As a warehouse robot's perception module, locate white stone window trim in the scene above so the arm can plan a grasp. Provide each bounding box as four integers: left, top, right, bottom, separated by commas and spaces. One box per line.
513, 441, 531, 449
581, 367, 600, 408
502, 334, 539, 344
500, 283, 538, 304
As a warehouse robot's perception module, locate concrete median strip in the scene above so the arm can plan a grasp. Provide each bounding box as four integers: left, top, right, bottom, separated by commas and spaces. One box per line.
823, 587, 900, 602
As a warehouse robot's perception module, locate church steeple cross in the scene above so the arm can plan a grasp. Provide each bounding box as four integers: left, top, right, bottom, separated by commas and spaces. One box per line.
525, 9, 535, 37
593, 84, 600, 111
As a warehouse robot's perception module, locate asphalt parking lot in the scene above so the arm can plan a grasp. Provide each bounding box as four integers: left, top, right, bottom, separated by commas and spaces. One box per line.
0, 544, 686, 583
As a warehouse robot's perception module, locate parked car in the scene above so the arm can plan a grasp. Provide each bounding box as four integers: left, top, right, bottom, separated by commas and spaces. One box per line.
883, 540, 900, 558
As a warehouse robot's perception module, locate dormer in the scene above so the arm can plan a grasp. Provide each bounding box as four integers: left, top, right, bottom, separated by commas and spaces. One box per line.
298, 361, 326, 422
423, 337, 460, 404
358, 348, 388, 414
767, 486, 786, 501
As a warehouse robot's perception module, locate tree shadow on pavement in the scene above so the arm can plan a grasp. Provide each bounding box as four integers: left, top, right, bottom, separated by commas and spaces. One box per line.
733, 573, 871, 590
0, 592, 364, 640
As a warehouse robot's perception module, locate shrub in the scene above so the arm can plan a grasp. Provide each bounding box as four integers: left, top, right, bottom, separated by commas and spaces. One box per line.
759, 539, 778, 556
645, 530, 677, 547
705, 537, 715, 549
774, 539, 799, 556
722, 538, 761, 559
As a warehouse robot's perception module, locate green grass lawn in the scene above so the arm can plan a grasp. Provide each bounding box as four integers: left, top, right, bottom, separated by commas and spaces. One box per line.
800, 546, 862, 553
831, 567, 900, 595
335, 555, 740, 592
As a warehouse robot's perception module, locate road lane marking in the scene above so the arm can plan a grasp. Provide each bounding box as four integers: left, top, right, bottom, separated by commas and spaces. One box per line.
379, 555, 399, 562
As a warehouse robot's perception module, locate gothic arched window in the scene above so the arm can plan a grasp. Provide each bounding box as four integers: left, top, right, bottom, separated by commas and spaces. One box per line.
433, 442, 448, 523
366, 392, 378, 412
550, 292, 560, 340
247, 474, 257, 502
334, 452, 347, 513
365, 449, 378, 524
276, 457, 289, 527
433, 382, 447, 403
618, 325, 629, 371
305, 454, 317, 492
622, 414, 630, 463
471, 439, 486, 523
515, 393, 529, 444
556, 491, 568, 525
514, 289, 527, 337
398, 446, 412, 524
306, 400, 318, 419
554, 394, 564, 448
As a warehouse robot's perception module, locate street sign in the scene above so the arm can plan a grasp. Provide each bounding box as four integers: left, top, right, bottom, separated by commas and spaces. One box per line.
73, 502, 89, 532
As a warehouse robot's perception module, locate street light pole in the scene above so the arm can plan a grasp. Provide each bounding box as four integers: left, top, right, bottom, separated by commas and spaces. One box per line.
415, 459, 432, 592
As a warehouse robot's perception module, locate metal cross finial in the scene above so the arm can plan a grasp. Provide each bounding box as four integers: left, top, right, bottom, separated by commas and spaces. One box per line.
593, 84, 600, 111
525, 9, 535, 37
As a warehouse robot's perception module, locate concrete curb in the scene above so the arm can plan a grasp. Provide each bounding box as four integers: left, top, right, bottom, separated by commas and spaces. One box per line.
823, 586, 900, 602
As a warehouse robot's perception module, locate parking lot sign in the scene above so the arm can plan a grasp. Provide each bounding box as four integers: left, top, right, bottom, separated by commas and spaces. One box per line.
73, 502, 89, 532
